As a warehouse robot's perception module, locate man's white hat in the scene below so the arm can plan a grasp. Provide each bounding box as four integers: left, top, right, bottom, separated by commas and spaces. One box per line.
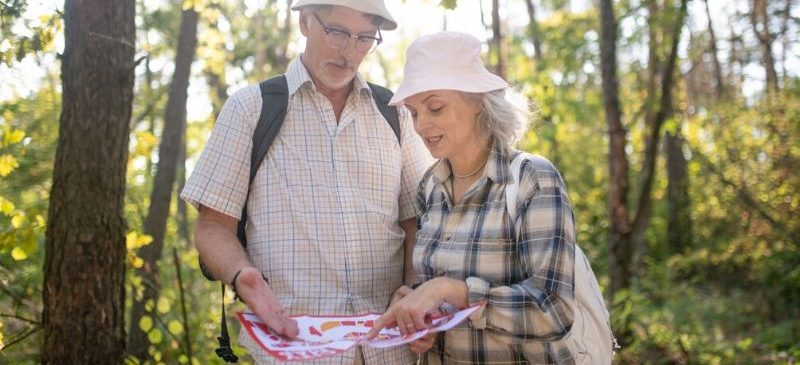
389, 31, 509, 106
291, 0, 397, 30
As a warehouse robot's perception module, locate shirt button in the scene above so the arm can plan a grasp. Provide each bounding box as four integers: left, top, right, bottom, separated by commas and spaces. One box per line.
444, 234, 451, 241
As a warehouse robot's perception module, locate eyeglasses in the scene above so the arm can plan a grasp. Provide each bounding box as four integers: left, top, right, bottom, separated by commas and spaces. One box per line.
312, 12, 382, 54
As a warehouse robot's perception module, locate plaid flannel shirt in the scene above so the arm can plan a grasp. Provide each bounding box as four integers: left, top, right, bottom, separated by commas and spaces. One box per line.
413, 143, 577, 364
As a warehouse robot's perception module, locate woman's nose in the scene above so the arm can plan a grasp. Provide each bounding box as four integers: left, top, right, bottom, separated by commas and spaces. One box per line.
413, 115, 427, 134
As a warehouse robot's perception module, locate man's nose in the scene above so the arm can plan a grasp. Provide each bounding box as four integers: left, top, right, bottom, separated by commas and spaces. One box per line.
338, 39, 361, 58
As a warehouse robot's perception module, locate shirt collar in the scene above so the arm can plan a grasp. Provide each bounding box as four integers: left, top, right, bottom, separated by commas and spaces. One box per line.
285, 55, 370, 97
429, 140, 516, 187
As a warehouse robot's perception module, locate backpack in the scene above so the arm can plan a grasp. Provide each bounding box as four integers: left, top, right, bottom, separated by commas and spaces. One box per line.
423, 152, 615, 364
206, 75, 402, 363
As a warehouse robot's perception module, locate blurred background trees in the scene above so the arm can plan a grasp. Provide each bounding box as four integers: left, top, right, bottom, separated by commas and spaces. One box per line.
1, 0, 798, 363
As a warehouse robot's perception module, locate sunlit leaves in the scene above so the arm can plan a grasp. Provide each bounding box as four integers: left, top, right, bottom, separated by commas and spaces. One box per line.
439, 0, 458, 10
0, 10, 61, 66
168, 320, 184, 335
0, 154, 18, 176
147, 328, 163, 344
139, 315, 154, 332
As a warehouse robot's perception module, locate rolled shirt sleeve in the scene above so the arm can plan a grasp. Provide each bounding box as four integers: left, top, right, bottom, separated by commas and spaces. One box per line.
180, 85, 259, 218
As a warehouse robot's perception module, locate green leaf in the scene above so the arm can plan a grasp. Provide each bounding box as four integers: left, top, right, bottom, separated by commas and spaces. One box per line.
167, 320, 183, 335
157, 297, 170, 314
147, 329, 163, 344
11, 214, 24, 228
11, 246, 28, 260
139, 315, 153, 332
439, 0, 457, 10
0, 154, 19, 176
3, 129, 25, 145
0, 196, 15, 215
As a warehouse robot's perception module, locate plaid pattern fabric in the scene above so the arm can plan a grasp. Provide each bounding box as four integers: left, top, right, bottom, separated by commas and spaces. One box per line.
413, 143, 577, 364
181, 57, 432, 365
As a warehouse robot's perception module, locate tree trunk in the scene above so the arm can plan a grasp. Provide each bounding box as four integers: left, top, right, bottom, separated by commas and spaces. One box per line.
666, 132, 691, 253
42, 0, 135, 363
524, 0, 559, 166
177, 132, 191, 246
599, 0, 631, 299
632, 0, 689, 272
779, 0, 790, 81
524, 0, 543, 60
703, 0, 725, 97
127, 7, 199, 361
490, 0, 506, 79
751, 0, 779, 93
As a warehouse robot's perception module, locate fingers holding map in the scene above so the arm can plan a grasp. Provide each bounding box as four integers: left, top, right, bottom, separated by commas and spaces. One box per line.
237, 305, 482, 361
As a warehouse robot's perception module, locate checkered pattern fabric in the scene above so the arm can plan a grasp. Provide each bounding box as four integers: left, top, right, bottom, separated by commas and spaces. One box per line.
413, 143, 577, 364
182, 57, 433, 364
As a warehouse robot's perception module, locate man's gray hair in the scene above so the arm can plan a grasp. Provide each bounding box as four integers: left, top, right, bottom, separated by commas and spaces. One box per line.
466, 89, 531, 150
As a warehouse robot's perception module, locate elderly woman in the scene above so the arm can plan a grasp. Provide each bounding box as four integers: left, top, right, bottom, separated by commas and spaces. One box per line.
367, 32, 613, 364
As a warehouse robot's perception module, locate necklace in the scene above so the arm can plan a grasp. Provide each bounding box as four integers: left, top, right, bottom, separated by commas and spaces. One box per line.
452, 158, 488, 179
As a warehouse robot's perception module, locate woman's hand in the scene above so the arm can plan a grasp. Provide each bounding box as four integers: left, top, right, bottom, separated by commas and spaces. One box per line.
409, 333, 436, 354
390, 285, 414, 306
367, 277, 469, 338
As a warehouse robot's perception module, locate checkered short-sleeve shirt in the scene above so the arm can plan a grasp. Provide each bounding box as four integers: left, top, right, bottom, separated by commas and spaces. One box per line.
181, 57, 433, 364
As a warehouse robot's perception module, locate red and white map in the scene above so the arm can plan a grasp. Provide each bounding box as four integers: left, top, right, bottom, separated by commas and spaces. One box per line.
237, 305, 481, 361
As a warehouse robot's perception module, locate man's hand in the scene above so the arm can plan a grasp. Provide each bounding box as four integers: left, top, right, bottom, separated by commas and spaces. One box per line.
235, 266, 299, 339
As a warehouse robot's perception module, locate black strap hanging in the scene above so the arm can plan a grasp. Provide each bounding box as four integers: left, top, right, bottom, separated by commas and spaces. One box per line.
215, 283, 239, 363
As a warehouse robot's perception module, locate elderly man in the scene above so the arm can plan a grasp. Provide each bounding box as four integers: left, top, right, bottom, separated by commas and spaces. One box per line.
181, 0, 431, 363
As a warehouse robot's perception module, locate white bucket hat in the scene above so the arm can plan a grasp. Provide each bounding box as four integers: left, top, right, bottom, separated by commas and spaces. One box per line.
291, 0, 397, 30
389, 31, 509, 106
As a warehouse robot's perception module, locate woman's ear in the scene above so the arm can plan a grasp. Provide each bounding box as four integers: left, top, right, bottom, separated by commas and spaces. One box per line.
461, 92, 484, 116
471, 100, 484, 117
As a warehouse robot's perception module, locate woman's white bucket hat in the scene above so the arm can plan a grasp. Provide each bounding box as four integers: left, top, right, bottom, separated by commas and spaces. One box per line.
389, 31, 509, 106
291, 0, 397, 30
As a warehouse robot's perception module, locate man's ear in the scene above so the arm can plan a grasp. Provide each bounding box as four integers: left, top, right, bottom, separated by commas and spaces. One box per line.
298, 11, 310, 37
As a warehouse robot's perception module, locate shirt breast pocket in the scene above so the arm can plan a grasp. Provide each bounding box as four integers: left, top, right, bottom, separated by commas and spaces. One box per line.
465, 237, 517, 284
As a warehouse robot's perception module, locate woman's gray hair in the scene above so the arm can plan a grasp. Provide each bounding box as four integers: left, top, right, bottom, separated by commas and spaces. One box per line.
465, 89, 531, 150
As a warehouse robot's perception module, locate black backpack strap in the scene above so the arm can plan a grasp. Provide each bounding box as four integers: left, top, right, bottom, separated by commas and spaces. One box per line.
367, 82, 401, 145
213, 75, 288, 363
235, 75, 289, 248
200, 75, 289, 282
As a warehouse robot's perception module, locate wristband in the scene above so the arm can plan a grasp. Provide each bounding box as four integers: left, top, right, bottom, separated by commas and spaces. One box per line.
230, 268, 269, 303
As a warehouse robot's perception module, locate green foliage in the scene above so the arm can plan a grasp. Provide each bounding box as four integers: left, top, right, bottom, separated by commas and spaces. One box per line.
0, 6, 60, 66
439, 0, 458, 10
0, 79, 60, 364
1, 0, 798, 363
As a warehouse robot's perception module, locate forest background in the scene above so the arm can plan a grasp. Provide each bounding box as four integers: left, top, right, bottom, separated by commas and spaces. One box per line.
1, 0, 798, 364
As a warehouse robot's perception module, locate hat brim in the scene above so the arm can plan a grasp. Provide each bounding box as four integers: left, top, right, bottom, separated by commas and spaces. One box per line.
291, 0, 397, 30
389, 73, 509, 106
